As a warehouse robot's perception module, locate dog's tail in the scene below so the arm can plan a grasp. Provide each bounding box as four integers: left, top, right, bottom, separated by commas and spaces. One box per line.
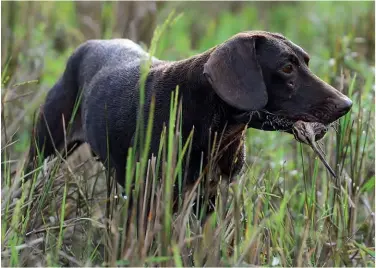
24, 48, 86, 181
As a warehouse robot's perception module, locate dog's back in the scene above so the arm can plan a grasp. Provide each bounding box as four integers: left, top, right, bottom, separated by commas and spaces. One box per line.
25, 39, 154, 181
76, 39, 152, 85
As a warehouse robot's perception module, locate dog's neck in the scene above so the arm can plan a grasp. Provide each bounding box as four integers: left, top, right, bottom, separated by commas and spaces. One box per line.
152, 48, 215, 92
150, 47, 245, 131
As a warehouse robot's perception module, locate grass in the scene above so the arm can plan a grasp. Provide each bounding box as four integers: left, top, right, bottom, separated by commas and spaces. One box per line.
1, 1, 375, 267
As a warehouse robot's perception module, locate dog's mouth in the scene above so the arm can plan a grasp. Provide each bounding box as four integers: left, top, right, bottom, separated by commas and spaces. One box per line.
233, 110, 331, 141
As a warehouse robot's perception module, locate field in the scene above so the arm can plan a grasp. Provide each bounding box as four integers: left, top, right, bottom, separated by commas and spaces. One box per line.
1, 1, 375, 267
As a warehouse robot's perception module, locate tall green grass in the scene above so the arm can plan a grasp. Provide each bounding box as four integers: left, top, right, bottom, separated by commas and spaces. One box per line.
1, 2, 374, 267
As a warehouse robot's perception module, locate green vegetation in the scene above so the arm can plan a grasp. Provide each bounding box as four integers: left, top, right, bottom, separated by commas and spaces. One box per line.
1, 2, 374, 267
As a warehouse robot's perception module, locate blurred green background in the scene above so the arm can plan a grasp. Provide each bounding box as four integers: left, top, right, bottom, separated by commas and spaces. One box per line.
1, 1, 374, 267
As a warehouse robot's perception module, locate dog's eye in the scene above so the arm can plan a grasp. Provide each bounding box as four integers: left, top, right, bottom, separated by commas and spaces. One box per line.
282, 64, 293, 74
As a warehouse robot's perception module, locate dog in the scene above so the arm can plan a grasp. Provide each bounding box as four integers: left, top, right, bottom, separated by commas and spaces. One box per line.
25, 31, 352, 196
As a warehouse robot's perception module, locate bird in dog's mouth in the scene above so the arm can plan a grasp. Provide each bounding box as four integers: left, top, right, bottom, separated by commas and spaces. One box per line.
291, 120, 337, 178
234, 110, 331, 140
234, 111, 336, 177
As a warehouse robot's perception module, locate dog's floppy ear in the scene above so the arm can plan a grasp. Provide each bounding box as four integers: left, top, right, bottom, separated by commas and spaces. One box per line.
203, 36, 267, 111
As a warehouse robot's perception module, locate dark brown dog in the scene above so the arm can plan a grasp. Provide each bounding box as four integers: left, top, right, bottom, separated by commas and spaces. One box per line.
25, 31, 352, 192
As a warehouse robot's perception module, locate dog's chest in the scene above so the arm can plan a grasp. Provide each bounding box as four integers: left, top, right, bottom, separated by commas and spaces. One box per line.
215, 124, 246, 177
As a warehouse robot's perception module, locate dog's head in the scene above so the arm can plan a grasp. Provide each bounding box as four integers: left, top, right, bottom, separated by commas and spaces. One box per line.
203, 31, 352, 138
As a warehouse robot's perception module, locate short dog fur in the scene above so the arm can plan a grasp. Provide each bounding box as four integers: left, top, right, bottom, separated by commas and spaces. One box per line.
26, 31, 352, 192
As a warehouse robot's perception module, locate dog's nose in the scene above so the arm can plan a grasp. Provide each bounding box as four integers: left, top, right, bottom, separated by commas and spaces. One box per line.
335, 96, 353, 115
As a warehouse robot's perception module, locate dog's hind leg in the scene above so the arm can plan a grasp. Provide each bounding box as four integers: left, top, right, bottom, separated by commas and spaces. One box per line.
24, 49, 85, 181
25, 93, 84, 181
